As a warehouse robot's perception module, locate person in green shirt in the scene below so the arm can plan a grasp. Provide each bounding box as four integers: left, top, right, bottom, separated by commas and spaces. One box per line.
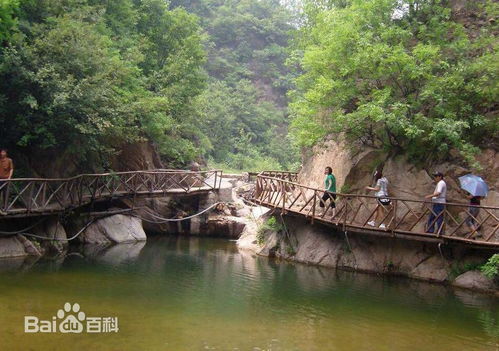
320, 166, 336, 217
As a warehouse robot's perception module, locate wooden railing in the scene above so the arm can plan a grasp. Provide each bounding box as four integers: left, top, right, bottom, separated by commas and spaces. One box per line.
253, 174, 499, 248
0, 170, 222, 217
248, 171, 298, 182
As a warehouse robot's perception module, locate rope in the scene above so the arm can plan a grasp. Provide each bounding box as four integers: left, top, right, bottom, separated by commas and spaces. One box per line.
10, 218, 96, 242
0, 217, 48, 235
0, 202, 224, 241
133, 202, 223, 223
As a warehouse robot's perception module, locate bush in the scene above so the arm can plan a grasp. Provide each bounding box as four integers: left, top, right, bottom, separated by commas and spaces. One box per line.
256, 217, 283, 246
481, 254, 499, 280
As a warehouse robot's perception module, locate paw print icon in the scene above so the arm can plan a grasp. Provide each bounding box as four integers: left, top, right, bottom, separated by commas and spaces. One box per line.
57, 303, 86, 333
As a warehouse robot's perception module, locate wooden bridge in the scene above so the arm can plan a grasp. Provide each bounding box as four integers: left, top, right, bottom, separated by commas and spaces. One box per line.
252, 172, 499, 250
0, 170, 222, 218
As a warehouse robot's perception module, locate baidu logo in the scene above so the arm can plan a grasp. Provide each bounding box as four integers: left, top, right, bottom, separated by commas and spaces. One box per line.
24, 302, 119, 334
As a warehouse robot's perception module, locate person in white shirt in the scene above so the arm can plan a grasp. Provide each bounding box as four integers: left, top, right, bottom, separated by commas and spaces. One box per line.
366, 171, 391, 229
424, 171, 447, 234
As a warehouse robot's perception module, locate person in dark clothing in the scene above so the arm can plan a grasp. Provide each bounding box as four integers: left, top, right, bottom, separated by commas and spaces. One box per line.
464, 192, 482, 236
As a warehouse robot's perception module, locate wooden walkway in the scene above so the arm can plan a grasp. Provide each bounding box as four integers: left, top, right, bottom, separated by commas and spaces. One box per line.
252, 172, 499, 250
0, 170, 222, 218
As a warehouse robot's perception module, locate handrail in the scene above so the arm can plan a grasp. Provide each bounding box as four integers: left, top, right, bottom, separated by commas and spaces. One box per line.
0, 169, 223, 217
253, 174, 499, 248
0, 169, 222, 182
256, 174, 499, 210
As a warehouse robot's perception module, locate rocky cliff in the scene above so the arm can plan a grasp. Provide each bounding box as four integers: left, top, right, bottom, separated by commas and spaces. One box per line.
298, 135, 498, 208
237, 214, 499, 295
237, 133, 499, 294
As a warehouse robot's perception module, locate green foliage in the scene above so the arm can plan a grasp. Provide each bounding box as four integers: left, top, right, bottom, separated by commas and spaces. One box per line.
285, 245, 296, 256
290, 0, 499, 166
0, 0, 206, 169
450, 260, 485, 280
340, 184, 352, 194
0, 0, 19, 43
174, 0, 299, 171
256, 216, 283, 245
481, 254, 499, 280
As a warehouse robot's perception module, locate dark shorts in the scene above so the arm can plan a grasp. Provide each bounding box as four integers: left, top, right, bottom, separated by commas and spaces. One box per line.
377, 198, 391, 206
320, 192, 336, 208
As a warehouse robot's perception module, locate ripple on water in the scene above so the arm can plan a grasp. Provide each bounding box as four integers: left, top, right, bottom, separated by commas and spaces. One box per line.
0, 236, 497, 351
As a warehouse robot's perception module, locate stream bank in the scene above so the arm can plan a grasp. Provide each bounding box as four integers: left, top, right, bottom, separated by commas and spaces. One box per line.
237, 213, 499, 295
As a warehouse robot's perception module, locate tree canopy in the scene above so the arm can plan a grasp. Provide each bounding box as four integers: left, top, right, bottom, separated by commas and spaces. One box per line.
173, 0, 299, 171
0, 0, 206, 170
0, 0, 497, 174
290, 0, 498, 166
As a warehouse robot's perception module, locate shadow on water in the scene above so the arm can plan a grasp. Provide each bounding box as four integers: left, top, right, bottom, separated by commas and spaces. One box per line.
0, 236, 497, 350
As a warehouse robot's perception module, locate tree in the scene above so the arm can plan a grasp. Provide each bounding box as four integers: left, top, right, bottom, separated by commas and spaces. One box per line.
0, 0, 207, 170
290, 0, 498, 166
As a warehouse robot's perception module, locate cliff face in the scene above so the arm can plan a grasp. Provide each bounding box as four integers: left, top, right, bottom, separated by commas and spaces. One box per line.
110, 141, 163, 172
15, 141, 164, 178
237, 214, 499, 294
298, 135, 499, 208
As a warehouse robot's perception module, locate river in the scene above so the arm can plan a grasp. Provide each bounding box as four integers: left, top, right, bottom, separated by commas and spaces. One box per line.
0, 236, 497, 350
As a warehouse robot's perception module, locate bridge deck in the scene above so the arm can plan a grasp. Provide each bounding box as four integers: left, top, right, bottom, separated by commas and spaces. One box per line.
0, 170, 222, 218
252, 172, 499, 250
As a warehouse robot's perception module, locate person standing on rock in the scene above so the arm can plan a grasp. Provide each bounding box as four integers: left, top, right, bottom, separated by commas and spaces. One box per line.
366, 170, 391, 229
320, 166, 336, 217
425, 171, 447, 234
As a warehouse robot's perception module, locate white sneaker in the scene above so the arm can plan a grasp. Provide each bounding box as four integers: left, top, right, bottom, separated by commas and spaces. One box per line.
379, 224, 386, 229
367, 221, 376, 227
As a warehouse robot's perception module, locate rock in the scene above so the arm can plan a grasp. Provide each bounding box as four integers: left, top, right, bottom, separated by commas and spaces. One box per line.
409, 255, 450, 282
297, 135, 499, 242
33, 217, 68, 254
237, 221, 262, 251
238, 215, 499, 286
189, 161, 201, 172
236, 207, 251, 217
80, 215, 147, 244
111, 141, 163, 171
16, 234, 42, 256
453, 271, 498, 293
0, 236, 28, 258
206, 216, 246, 238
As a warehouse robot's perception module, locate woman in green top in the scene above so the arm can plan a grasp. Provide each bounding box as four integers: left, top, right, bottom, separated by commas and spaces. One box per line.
320, 166, 336, 217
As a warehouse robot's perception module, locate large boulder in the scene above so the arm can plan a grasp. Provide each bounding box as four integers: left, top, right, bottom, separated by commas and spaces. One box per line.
80, 215, 147, 244
453, 270, 498, 293
0, 236, 29, 258
203, 216, 246, 238
111, 141, 163, 171
32, 217, 68, 255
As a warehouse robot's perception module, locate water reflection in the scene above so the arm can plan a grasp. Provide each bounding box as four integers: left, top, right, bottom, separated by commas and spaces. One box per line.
0, 236, 497, 351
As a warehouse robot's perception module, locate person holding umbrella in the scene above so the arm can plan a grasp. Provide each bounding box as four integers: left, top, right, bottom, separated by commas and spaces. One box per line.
458, 174, 489, 237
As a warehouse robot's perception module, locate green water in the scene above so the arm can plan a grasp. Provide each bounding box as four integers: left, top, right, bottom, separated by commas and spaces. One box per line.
0, 237, 498, 351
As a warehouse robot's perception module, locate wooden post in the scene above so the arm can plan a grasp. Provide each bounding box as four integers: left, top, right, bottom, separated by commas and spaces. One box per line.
343, 197, 348, 232
26, 182, 34, 213
391, 199, 397, 236
40, 182, 47, 208
282, 181, 286, 214
312, 190, 316, 224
